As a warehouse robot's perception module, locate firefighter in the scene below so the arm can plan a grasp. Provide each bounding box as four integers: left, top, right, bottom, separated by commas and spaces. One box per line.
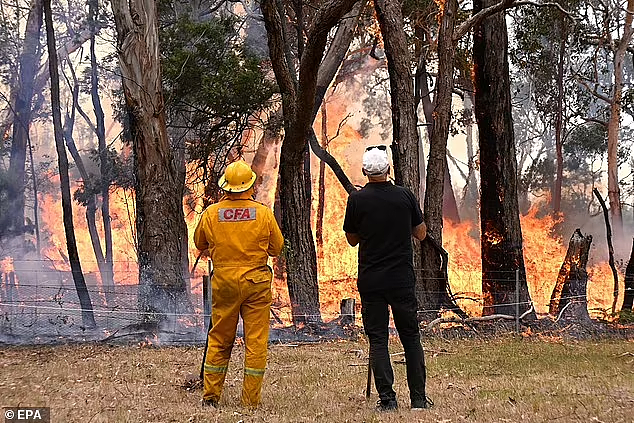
194, 160, 284, 408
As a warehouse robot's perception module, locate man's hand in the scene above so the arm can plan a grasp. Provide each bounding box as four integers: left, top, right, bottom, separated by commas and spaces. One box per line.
413, 222, 427, 241
345, 232, 360, 246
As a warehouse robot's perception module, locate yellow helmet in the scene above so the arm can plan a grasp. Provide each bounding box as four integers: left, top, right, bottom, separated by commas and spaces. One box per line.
218, 160, 257, 193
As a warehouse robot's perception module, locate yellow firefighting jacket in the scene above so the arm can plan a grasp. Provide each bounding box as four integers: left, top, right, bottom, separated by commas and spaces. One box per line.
194, 194, 284, 274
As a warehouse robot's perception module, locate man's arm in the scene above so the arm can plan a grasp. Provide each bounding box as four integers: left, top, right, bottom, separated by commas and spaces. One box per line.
413, 222, 427, 241
267, 209, 285, 256
194, 213, 210, 251
345, 232, 360, 246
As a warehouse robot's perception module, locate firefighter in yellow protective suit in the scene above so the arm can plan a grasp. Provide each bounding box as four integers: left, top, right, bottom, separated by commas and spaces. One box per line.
194, 160, 284, 408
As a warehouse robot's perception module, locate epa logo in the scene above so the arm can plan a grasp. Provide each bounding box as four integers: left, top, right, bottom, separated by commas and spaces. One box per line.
4, 407, 50, 422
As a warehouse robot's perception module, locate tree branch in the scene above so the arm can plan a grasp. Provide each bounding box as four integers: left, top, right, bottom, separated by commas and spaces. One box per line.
261, 0, 297, 115
574, 75, 613, 104
454, 0, 576, 41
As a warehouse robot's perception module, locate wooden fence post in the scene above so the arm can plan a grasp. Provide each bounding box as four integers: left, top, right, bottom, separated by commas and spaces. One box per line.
340, 298, 355, 326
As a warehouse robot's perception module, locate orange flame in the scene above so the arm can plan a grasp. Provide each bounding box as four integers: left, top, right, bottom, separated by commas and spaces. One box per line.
0, 257, 14, 273
29, 81, 623, 324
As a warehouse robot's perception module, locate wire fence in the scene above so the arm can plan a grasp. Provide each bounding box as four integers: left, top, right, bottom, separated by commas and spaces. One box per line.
0, 261, 627, 345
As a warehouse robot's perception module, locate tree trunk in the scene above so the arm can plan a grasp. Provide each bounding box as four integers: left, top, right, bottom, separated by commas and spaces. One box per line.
552, 18, 566, 215
303, 143, 312, 207
44, 0, 96, 328
415, 26, 433, 206
373, 0, 425, 309
414, 26, 461, 224
316, 103, 328, 253
7, 0, 43, 236
549, 229, 592, 316
89, 0, 115, 304
272, 174, 286, 282
251, 107, 282, 194
443, 162, 460, 222
111, 0, 189, 317
549, 229, 592, 322
373, 0, 419, 195
62, 104, 108, 303
279, 159, 321, 323
418, 0, 458, 318
462, 91, 479, 216
593, 188, 619, 314
261, 0, 357, 325
557, 262, 591, 322
27, 135, 41, 258
606, 0, 634, 240
622, 238, 634, 312
307, 1, 364, 196
64, 60, 112, 306
473, 0, 533, 317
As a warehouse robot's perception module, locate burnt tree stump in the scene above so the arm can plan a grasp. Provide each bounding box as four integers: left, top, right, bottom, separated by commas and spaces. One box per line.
622, 238, 634, 312
549, 229, 592, 321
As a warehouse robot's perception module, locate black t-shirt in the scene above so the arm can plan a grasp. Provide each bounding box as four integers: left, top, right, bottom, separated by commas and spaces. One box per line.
343, 181, 423, 294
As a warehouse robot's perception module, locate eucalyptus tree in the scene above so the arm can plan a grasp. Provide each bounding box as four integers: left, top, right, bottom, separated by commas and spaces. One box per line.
54, 0, 116, 304
160, 13, 275, 203
510, 2, 582, 215
260, 0, 358, 324
158, 1, 278, 293
573, 0, 634, 238
382, 0, 541, 317
3, 0, 103, 244
473, 0, 534, 317
43, 0, 96, 327
110, 0, 190, 316
6, 0, 43, 238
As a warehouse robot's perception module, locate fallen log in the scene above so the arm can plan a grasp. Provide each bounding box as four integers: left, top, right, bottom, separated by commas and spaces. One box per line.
622, 238, 634, 312
425, 305, 534, 330
549, 229, 592, 322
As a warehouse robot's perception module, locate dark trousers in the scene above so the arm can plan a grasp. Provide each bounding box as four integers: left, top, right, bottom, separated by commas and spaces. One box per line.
361, 286, 426, 403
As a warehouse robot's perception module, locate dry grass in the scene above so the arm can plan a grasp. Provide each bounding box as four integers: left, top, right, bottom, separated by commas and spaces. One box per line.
1, 335, 633, 422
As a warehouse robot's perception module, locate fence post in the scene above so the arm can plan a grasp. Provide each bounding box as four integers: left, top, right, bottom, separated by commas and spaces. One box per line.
8, 272, 15, 304
515, 269, 520, 333
340, 298, 355, 326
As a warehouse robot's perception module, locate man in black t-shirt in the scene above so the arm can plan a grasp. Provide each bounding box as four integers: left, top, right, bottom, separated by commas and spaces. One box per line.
343, 145, 432, 412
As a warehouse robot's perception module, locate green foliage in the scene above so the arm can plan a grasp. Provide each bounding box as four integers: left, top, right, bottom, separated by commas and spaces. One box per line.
162, 17, 271, 112
511, 5, 577, 118
564, 122, 607, 170
72, 146, 130, 206
160, 15, 275, 164
0, 18, 18, 86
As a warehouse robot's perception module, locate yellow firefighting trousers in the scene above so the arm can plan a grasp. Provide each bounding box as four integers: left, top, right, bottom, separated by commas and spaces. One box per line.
203, 265, 272, 407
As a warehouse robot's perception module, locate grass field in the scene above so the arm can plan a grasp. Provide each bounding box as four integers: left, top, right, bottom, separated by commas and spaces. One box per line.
1, 335, 633, 422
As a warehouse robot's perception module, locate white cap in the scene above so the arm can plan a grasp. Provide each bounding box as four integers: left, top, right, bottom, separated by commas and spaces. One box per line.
362, 147, 390, 175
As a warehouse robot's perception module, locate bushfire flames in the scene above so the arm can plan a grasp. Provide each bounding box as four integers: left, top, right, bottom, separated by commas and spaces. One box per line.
16, 98, 623, 323
22, 165, 622, 322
